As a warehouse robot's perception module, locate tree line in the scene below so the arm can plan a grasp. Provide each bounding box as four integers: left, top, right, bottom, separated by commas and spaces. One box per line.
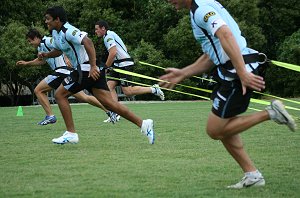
0, 0, 299, 105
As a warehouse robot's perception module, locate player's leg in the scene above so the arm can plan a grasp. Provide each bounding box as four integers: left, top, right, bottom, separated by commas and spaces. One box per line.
221, 133, 265, 189
35, 76, 59, 125
73, 90, 119, 124
206, 80, 266, 188
117, 66, 164, 100
93, 88, 142, 126
121, 85, 164, 100
34, 80, 53, 115
55, 84, 74, 132
107, 80, 118, 102
102, 80, 121, 123
73, 91, 107, 111
206, 111, 269, 140
92, 85, 155, 144
121, 86, 151, 96
52, 83, 79, 144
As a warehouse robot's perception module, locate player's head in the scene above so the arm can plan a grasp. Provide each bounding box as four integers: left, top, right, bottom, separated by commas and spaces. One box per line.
26, 28, 43, 47
95, 20, 109, 38
45, 6, 67, 31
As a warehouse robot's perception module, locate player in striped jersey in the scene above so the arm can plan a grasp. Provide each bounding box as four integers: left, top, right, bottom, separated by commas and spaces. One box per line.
160, 0, 296, 189
95, 20, 165, 122
39, 6, 155, 144
16, 29, 118, 125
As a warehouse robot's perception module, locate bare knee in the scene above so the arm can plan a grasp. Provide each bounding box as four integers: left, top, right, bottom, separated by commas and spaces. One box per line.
206, 127, 225, 140
34, 87, 42, 95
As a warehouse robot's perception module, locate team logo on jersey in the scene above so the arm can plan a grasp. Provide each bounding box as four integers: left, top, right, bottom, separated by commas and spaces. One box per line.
211, 20, 217, 28
72, 30, 78, 36
64, 76, 72, 84
213, 98, 220, 110
204, 11, 216, 22
106, 38, 113, 43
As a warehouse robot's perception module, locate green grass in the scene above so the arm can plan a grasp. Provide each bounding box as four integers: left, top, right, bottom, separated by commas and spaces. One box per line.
0, 101, 299, 197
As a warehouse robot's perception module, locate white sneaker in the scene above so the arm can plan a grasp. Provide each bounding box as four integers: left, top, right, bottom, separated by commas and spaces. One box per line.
141, 119, 155, 144
52, 131, 79, 144
103, 112, 121, 124
227, 176, 265, 189
152, 84, 165, 100
266, 100, 297, 132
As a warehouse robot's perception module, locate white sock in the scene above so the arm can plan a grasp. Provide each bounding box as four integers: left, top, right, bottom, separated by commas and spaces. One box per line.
245, 170, 262, 179
151, 87, 156, 94
266, 109, 276, 120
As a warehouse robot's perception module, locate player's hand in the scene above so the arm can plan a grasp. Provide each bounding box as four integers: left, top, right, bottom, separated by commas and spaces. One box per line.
239, 71, 265, 95
159, 68, 185, 89
38, 52, 46, 60
89, 66, 100, 80
16, 61, 27, 66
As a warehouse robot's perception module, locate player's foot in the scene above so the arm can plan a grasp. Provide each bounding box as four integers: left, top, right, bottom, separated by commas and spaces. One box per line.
266, 100, 297, 131
227, 175, 265, 189
52, 131, 79, 144
103, 111, 120, 124
38, 115, 57, 125
141, 119, 155, 144
152, 84, 165, 100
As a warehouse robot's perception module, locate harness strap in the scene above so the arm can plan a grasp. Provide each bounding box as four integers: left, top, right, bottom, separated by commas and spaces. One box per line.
114, 58, 134, 64
218, 53, 268, 79
55, 66, 73, 71
221, 53, 266, 70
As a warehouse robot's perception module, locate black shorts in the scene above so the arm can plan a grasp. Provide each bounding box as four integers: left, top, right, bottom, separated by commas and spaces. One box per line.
210, 62, 268, 118
62, 69, 109, 94
44, 72, 69, 89
211, 79, 252, 118
107, 65, 134, 87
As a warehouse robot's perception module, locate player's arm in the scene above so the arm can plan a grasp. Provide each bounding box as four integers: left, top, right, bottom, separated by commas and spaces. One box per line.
16, 58, 46, 66
215, 25, 265, 93
63, 54, 72, 68
105, 46, 117, 68
179, 54, 213, 79
159, 54, 213, 89
38, 49, 63, 60
81, 36, 99, 80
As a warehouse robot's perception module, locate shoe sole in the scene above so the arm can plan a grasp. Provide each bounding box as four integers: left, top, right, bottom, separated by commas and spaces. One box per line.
272, 100, 297, 132
38, 121, 57, 125
148, 120, 155, 144
103, 117, 121, 123
52, 141, 78, 145
227, 178, 265, 189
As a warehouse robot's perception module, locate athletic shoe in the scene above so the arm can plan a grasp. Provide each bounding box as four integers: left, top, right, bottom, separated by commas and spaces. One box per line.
266, 100, 297, 132
152, 84, 165, 100
141, 119, 155, 144
103, 112, 121, 124
52, 131, 79, 144
227, 176, 265, 189
38, 115, 57, 125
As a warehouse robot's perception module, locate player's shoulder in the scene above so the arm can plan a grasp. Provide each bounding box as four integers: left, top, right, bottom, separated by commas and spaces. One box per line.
43, 36, 54, 44
104, 30, 116, 41
62, 23, 83, 41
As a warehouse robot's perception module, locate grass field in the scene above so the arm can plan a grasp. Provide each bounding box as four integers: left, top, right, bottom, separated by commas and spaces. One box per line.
0, 101, 299, 197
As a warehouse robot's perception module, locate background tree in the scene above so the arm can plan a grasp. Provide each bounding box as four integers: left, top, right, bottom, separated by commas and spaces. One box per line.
0, 0, 299, 106
0, 22, 49, 105
266, 29, 300, 96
